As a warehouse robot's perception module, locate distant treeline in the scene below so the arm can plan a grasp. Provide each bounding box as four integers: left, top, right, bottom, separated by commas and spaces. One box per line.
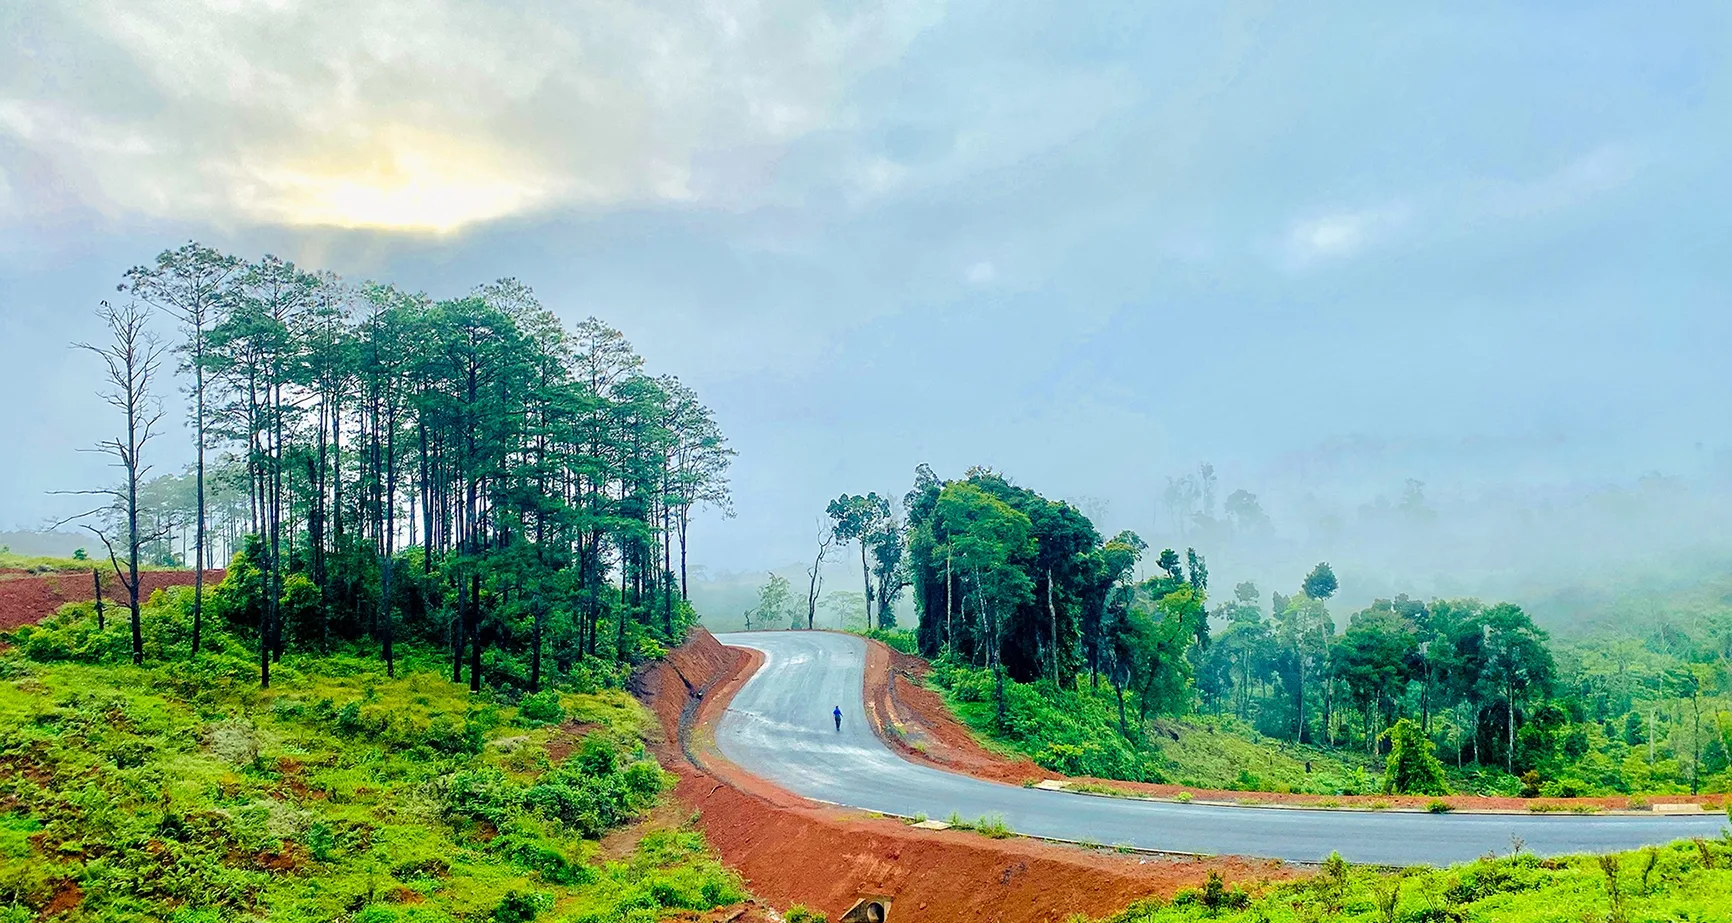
815, 466, 1730, 795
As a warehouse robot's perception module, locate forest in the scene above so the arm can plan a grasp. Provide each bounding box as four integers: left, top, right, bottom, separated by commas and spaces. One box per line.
803, 467, 1732, 798
0, 244, 747, 921
56, 243, 733, 692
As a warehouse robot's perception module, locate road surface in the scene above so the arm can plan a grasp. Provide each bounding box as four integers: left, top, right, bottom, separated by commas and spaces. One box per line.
712, 631, 1727, 865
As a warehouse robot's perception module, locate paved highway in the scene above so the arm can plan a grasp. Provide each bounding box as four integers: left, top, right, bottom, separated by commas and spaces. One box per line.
712, 631, 1727, 865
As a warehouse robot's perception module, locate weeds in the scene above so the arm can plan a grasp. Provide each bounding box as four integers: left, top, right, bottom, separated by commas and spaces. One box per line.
1599, 854, 1627, 923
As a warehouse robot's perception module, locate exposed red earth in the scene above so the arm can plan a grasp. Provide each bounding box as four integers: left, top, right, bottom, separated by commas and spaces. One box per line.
634, 629, 1295, 923
867, 641, 1726, 815
0, 569, 224, 632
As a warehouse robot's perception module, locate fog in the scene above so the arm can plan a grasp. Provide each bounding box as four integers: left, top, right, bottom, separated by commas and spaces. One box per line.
690, 450, 1732, 637
5, 4, 1731, 637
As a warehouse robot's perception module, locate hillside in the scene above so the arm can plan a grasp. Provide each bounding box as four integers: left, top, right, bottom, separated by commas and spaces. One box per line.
0, 591, 748, 922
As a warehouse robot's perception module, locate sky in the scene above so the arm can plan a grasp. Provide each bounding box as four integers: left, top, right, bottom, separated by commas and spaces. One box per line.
3, 1, 1731, 611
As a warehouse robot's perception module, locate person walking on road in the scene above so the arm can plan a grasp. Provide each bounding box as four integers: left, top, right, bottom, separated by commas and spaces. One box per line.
833, 705, 843, 732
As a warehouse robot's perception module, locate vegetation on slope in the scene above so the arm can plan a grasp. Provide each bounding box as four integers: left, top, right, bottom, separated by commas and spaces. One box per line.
0, 590, 744, 922
1085, 835, 1732, 923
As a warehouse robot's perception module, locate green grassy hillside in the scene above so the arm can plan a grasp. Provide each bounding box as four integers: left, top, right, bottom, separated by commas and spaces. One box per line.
0, 591, 744, 922
1087, 837, 1732, 923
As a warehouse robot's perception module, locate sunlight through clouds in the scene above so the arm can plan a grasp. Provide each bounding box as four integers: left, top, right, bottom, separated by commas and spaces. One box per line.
1, 0, 948, 232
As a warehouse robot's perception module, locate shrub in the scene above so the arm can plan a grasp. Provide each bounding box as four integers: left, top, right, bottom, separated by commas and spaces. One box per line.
492, 890, 553, 923
1383, 719, 1449, 796
1520, 770, 1543, 798
439, 768, 526, 827
518, 690, 565, 726
785, 906, 828, 923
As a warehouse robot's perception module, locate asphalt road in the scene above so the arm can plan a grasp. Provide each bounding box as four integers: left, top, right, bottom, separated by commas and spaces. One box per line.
712, 631, 1728, 865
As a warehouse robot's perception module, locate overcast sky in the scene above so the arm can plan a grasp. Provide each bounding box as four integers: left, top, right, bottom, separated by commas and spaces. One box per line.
3, 2, 1730, 594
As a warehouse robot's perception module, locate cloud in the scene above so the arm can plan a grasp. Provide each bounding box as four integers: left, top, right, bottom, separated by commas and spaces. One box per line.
964, 260, 996, 284
1270, 144, 1638, 273
0, 0, 947, 231
1279, 203, 1412, 268
1480, 143, 1641, 218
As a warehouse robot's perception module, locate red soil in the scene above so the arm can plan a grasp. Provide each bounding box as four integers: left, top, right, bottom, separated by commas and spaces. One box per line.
862, 640, 1727, 815
0, 569, 224, 632
635, 629, 1295, 923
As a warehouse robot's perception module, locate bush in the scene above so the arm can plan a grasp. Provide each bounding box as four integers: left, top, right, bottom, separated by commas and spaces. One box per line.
519, 690, 565, 726
1383, 719, 1449, 796
928, 659, 1165, 782
439, 768, 526, 827
492, 890, 553, 923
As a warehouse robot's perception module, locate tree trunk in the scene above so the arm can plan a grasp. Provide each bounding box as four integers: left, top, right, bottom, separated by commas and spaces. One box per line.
469, 570, 482, 693
861, 542, 872, 631
192, 355, 206, 655
945, 550, 953, 653
1113, 674, 1128, 736
1046, 567, 1059, 683
531, 602, 544, 693
1506, 680, 1515, 774
92, 568, 105, 631
452, 570, 466, 684
127, 398, 143, 665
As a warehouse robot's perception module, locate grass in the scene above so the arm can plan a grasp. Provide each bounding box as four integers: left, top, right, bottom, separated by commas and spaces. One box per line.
925, 660, 1384, 794
1076, 838, 1732, 923
0, 550, 180, 574
974, 814, 1012, 839
1149, 716, 1381, 796
0, 591, 746, 922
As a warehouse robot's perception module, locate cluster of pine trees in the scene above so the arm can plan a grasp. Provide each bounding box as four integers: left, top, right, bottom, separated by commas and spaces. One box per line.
78, 243, 731, 691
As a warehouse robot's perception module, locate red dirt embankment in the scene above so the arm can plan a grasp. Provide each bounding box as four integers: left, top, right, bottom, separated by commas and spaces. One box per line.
635, 630, 1292, 923
0, 569, 225, 633
867, 643, 1727, 815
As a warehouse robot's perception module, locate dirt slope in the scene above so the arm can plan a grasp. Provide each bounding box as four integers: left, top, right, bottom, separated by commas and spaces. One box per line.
0, 569, 225, 632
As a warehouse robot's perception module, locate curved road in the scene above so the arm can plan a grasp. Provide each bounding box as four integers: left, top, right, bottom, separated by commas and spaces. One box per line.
713, 631, 1726, 865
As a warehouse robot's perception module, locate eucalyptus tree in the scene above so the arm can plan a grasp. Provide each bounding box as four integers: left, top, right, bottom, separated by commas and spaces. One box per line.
827, 492, 891, 632
867, 512, 909, 630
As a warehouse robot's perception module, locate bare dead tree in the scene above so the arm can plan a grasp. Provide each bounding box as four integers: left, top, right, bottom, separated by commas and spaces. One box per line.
65, 299, 170, 664
805, 521, 834, 630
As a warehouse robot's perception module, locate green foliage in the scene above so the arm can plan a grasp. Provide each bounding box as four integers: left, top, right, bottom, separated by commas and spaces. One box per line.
974, 814, 1012, 838
852, 627, 918, 655
784, 905, 828, 923
517, 690, 565, 727
0, 612, 737, 923
1086, 841, 1732, 923
1383, 718, 1450, 795
1302, 562, 1338, 601
929, 658, 1167, 781
745, 572, 797, 631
